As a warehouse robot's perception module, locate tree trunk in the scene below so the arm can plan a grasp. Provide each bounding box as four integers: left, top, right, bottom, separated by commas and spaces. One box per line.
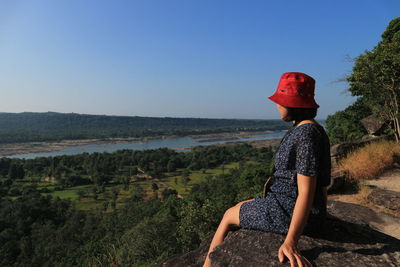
388, 111, 399, 142
387, 81, 400, 142
395, 116, 400, 142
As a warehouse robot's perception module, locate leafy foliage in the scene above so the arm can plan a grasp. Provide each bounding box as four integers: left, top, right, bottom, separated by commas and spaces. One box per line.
0, 144, 274, 266
326, 97, 371, 145
327, 17, 400, 144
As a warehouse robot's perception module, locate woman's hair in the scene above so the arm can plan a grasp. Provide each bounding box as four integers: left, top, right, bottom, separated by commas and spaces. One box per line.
285, 107, 317, 123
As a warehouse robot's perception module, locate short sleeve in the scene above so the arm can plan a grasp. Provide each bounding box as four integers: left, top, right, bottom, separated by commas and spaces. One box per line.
295, 127, 321, 177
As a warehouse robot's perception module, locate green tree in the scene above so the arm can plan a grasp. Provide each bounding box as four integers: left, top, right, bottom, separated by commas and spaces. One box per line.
92, 186, 98, 201
182, 168, 191, 178
122, 176, 130, 191
347, 17, 400, 141
151, 183, 159, 192
167, 159, 176, 172
131, 184, 145, 200
182, 176, 191, 188
151, 183, 159, 199
8, 163, 18, 180
77, 189, 86, 200
108, 214, 179, 266
326, 97, 371, 144
161, 188, 178, 200
8, 163, 24, 180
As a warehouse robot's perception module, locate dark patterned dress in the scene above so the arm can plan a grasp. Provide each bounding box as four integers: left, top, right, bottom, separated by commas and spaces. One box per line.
239, 123, 331, 235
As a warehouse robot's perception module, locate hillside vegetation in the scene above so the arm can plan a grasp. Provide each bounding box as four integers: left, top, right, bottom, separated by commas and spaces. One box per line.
0, 143, 275, 266
0, 112, 289, 144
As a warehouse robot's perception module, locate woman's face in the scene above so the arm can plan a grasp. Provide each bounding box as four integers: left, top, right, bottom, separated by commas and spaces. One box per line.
276, 104, 291, 122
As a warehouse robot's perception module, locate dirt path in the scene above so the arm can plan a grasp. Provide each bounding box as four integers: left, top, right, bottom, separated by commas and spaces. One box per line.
329, 167, 400, 207
364, 167, 400, 192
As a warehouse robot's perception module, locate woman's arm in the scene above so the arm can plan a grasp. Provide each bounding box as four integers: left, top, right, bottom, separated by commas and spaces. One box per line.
278, 173, 316, 267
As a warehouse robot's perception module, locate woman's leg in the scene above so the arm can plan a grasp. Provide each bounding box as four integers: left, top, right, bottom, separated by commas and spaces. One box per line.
203, 198, 254, 267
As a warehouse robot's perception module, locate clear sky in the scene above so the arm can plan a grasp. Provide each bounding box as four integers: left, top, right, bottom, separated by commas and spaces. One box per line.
0, 0, 399, 120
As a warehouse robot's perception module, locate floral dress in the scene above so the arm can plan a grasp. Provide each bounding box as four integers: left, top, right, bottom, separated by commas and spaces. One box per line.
239, 123, 331, 235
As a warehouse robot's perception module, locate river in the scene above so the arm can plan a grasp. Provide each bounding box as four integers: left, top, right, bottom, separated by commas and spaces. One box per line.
7, 131, 286, 159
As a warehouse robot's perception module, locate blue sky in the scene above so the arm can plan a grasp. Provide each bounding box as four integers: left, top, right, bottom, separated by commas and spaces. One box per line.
0, 0, 399, 120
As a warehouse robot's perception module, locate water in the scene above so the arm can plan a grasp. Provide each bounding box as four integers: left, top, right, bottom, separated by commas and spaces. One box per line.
7, 131, 286, 159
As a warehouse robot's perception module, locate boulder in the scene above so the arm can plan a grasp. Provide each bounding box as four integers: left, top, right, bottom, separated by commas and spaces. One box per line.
360, 115, 385, 135
327, 199, 400, 240
160, 201, 400, 267
159, 234, 213, 267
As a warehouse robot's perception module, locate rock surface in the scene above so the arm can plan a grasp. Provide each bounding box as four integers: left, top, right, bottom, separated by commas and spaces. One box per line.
159, 234, 213, 267
328, 167, 400, 239
367, 188, 400, 213
365, 167, 400, 193
360, 114, 385, 135
328, 200, 400, 240
160, 200, 400, 267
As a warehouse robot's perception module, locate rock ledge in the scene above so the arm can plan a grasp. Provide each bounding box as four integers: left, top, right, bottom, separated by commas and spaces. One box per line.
161, 201, 400, 267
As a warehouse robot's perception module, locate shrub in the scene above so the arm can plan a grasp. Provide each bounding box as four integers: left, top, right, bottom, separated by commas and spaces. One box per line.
338, 140, 400, 180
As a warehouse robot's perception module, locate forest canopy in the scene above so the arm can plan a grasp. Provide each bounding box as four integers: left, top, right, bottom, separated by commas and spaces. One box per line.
0, 112, 289, 144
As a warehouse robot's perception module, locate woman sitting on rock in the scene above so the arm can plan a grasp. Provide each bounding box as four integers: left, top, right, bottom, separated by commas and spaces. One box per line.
203, 72, 333, 267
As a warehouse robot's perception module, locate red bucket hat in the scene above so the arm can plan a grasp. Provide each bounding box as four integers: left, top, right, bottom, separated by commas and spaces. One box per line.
268, 72, 319, 108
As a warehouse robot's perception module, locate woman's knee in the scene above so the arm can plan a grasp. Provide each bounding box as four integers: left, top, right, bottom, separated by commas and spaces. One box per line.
222, 199, 255, 225
223, 206, 235, 216
222, 205, 241, 226
236, 198, 255, 207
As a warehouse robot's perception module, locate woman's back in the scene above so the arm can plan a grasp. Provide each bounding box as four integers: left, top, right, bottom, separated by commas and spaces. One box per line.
240, 122, 331, 235
273, 123, 331, 188
273, 123, 331, 232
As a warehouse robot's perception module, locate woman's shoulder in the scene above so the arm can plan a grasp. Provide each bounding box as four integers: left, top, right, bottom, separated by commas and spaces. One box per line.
288, 123, 325, 144
292, 123, 323, 136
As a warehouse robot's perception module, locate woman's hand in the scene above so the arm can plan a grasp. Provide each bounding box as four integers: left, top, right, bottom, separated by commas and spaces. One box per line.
278, 240, 312, 267
279, 173, 315, 266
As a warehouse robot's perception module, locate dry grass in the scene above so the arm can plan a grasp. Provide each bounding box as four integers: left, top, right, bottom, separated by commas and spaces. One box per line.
329, 184, 373, 203
354, 184, 374, 202
338, 140, 400, 181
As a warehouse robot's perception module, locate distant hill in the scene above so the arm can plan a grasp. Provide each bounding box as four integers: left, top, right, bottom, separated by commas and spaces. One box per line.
0, 112, 290, 143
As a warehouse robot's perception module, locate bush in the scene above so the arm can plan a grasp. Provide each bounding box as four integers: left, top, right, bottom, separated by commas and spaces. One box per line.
325, 97, 371, 145
338, 140, 400, 180
40, 187, 52, 193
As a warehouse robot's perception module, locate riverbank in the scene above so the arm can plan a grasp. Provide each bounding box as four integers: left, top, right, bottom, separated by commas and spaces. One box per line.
172, 137, 282, 151
0, 130, 284, 157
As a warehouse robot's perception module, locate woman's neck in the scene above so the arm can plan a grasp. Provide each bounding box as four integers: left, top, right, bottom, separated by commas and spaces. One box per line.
292, 119, 317, 127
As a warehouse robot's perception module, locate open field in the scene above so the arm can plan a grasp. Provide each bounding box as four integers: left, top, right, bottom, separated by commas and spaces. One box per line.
24, 160, 259, 211
163, 161, 255, 196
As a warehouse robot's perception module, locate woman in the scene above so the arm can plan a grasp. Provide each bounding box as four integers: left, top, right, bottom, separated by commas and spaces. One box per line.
203, 72, 332, 267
